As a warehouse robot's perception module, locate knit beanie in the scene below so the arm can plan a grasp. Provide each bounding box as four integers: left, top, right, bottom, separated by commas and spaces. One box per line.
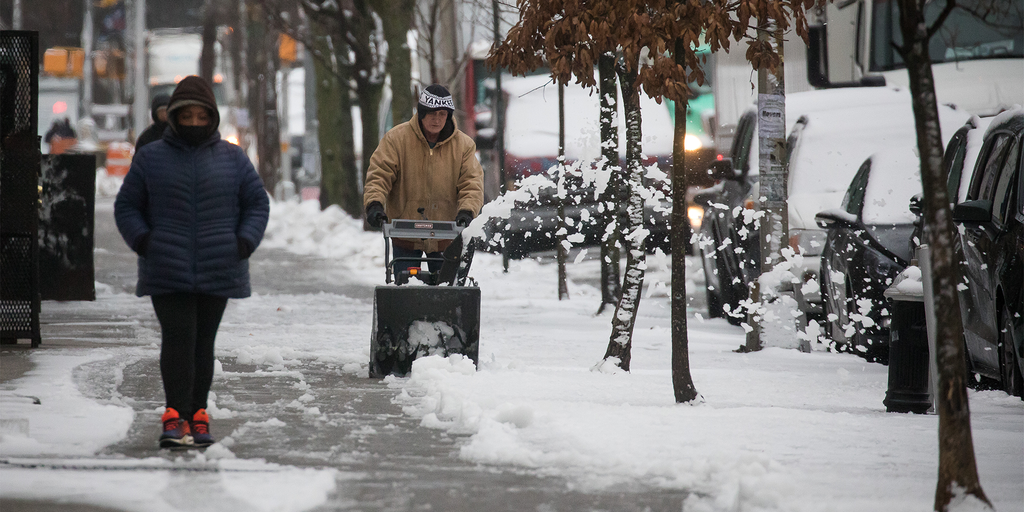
417, 84, 455, 118
167, 76, 220, 137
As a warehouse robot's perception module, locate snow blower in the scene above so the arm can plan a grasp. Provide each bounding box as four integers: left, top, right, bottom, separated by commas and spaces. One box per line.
369, 218, 480, 378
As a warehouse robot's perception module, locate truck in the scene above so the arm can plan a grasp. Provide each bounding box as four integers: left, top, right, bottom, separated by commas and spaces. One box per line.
712, 0, 1024, 154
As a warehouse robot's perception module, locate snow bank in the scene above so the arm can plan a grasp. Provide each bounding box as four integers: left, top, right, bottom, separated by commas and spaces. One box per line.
0, 458, 338, 512
0, 352, 133, 457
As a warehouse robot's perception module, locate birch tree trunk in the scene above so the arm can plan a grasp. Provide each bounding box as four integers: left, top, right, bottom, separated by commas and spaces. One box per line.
894, 1, 992, 509
596, 52, 622, 314
671, 38, 698, 402
602, 58, 645, 371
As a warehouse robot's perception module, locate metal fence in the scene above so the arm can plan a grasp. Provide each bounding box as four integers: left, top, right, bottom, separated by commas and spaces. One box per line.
1, 31, 41, 347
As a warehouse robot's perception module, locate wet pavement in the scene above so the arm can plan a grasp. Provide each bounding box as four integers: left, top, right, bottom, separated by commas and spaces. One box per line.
0, 197, 692, 512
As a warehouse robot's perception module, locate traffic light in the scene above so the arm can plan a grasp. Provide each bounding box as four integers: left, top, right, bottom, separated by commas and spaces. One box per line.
43, 47, 85, 78
279, 34, 297, 64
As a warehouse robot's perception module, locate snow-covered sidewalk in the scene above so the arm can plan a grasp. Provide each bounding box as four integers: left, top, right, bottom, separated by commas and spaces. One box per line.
1, 197, 1021, 512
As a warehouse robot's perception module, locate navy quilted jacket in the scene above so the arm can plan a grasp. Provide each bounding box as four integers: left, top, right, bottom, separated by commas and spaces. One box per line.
114, 131, 270, 298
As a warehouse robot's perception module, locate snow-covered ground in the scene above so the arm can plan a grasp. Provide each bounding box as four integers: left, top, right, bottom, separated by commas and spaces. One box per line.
1, 189, 1021, 512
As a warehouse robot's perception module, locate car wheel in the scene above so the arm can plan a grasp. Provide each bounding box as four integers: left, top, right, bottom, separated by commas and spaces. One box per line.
999, 305, 1024, 398
721, 281, 745, 326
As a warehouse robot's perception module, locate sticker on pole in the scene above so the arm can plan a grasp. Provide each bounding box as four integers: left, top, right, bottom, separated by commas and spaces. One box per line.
757, 94, 786, 140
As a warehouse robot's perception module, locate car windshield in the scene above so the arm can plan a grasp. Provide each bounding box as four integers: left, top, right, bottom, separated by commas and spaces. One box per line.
870, 0, 1024, 71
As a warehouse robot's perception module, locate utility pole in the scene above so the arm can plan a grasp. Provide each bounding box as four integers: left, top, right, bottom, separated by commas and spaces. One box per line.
743, 18, 788, 352
12, 0, 21, 29
132, 0, 148, 139
82, 0, 95, 119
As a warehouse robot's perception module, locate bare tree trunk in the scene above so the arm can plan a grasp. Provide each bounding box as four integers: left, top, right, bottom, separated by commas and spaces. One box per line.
893, 1, 992, 510
246, 0, 280, 193
596, 52, 621, 314
348, 1, 384, 184
199, 0, 217, 82
371, 0, 414, 127
556, 81, 569, 300
307, 24, 360, 216
417, 0, 442, 84
602, 57, 645, 371
671, 38, 698, 403
355, 80, 383, 179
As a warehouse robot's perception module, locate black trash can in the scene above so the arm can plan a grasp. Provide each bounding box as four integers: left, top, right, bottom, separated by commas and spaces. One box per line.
883, 299, 931, 413
370, 286, 480, 378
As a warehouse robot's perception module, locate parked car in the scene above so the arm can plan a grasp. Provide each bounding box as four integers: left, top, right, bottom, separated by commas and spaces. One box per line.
951, 107, 1024, 397
697, 87, 969, 324
693, 108, 759, 322
815, 147, 921, 362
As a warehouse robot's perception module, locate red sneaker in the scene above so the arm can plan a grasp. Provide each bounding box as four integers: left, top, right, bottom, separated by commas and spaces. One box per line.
190, 409, 216, 447
159, 408, 193, 449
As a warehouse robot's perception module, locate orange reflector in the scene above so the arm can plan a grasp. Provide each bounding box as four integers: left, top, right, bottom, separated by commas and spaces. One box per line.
409, 268, 419, 275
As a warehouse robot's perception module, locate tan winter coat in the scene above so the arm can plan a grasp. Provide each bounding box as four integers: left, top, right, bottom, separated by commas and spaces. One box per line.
363, 115, 484, 253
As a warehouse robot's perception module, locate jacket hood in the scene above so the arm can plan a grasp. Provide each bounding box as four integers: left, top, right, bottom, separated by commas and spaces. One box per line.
150, 93, 170, 122
167, 76, 220, 138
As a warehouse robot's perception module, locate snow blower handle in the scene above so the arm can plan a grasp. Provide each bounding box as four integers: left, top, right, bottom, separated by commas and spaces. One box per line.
382, 219, 464, 284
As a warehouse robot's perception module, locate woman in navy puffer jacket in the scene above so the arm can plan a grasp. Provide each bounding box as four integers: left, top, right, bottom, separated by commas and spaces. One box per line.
115, 76, 269, 449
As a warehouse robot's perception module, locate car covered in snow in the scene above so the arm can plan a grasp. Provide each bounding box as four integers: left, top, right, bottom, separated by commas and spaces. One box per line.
697, 87, 969, 324
815, 147, 922, 362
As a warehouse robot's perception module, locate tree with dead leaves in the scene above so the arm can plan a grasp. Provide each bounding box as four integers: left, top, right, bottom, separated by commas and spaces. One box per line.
490, 0, 819, 401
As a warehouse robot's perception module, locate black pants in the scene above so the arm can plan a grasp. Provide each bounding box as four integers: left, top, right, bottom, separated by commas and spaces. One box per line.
151, 293, 228, 419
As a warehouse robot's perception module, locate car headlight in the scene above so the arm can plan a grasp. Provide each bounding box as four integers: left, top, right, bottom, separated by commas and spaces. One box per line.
687, 205, 704, 230
684, 133, 703, 151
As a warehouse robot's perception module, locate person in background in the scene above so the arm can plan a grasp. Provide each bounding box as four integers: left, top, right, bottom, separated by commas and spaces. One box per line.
114, 76, 269, 449
134, 93, 170, 150
363, 84, 484, 275
43, 117, 77, 154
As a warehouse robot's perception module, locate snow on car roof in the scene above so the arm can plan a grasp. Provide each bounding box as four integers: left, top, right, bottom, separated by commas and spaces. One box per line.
783, 88, 969, 228
983, 105, 1024, 139
788, 88, 969, 197
501, 74, 674, 161
861, 146, 921, 225
955, 115, 995, 203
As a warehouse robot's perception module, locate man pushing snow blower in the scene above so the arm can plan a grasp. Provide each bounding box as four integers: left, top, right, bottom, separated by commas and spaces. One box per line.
363, 85, 485, 377
363, 84, 484, 268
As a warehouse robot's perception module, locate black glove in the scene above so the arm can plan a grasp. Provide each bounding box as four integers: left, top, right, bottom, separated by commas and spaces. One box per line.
237, 236, 254, 259
135, 233, 150, 258
366, 202, 387, 228
455, 210, 474, 227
